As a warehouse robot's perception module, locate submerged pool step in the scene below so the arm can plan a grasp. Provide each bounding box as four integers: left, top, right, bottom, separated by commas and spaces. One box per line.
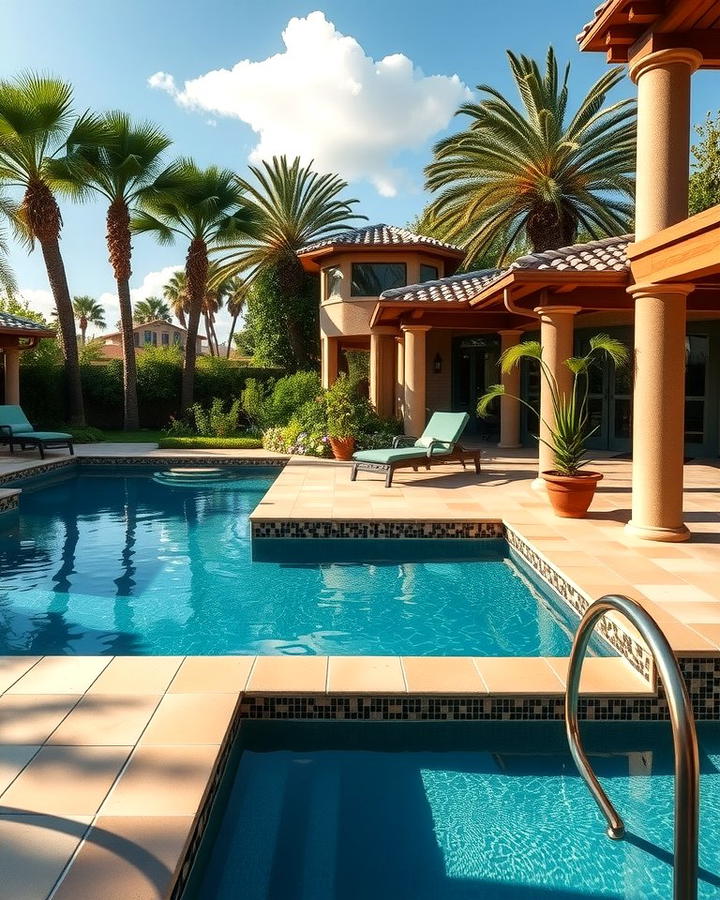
153, 467, 227, 485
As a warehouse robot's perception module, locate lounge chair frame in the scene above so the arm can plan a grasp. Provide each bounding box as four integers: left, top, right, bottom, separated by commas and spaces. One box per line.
0, 425, 74, 460
351, 435, 482, 488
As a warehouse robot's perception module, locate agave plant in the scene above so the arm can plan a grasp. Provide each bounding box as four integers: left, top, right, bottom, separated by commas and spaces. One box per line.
478, 334, 629, 476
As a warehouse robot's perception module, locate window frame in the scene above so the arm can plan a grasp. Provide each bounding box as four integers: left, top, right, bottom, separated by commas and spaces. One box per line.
350, 262, 407, 297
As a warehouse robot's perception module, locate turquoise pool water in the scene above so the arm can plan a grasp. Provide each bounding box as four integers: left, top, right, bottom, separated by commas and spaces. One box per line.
187, 721, 720, 899
0, 466, 605, 656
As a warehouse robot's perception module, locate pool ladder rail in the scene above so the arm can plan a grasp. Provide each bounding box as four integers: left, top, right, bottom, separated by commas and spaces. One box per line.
565, 594, 700, 900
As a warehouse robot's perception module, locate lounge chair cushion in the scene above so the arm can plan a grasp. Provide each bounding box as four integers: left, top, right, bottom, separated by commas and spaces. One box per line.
0, 405, 33, 434
353, 446, 451, 465
13, 431, 72, 441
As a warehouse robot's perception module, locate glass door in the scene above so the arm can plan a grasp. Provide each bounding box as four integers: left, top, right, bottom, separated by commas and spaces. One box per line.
451, 336, 500, 438
684, 335, 709, 457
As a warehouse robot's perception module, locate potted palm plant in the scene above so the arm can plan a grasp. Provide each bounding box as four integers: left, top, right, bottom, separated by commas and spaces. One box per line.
478, 334, 629, 518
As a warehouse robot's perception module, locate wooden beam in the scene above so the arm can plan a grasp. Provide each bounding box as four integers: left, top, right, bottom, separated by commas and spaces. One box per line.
606, 25, 643, 45
627, 2, 664, 24
629, 30, 720, 68
628, 204, 720, 283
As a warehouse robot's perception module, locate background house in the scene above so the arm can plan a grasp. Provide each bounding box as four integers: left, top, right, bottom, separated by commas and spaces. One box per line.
100, 320, 206, 360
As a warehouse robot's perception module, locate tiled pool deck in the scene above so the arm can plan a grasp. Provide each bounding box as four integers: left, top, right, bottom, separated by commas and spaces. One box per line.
0, 443, 717, 897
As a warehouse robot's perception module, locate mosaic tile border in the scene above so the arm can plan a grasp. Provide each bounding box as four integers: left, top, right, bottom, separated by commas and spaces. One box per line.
168, 698, 244, 900
0, 456, 75, 486
251, 519, 505, 539
0, 492, 19, 515
238, 657, 720, 722
505, 525, 654, 681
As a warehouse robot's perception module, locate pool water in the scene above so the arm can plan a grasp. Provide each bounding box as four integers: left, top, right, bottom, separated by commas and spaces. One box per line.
0, 466, 605, 656
187, 721, 720, 900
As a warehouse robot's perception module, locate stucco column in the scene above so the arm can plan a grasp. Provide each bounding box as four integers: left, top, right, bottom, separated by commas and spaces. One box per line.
625, 283, 693, 542
4, 347, 20, 405
630, 49, 702, 240
624, 49, 701, 541
369, 327, 397, 419
395, 335, 405, 420
534, 306, 581, 483
321, 336, 339, 390
402, 325, 430, 437
498, 329, 523, 449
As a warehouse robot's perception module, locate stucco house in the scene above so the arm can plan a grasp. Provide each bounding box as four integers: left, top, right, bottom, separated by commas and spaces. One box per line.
100, 320, 206, 360
305, 0, 720, 544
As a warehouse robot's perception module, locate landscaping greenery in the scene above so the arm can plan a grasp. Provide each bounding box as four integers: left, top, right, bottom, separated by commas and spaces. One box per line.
689, 112, 720, 216
213, 156, 364, 370
158, 436, 262, 450
425, 48, 636, 265
478, 335, 629, 475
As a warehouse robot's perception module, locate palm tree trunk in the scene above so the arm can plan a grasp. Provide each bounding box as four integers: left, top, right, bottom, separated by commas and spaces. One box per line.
181, 237, 208, 411
107, 199, 140, 431
203, 312, 215, 356
79, 318, 87, 347
39, 236, 85, 425
226, 311, 239, 359
209, 315, 220, 356
116, 278, 140, 430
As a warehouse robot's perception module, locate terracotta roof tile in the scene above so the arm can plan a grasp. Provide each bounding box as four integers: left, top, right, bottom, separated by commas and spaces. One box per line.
299, 223, 462, 255
0, 312, 53, 333
577, 1, 614, 43
378, 234, 631, 306
379, 269, 502, 304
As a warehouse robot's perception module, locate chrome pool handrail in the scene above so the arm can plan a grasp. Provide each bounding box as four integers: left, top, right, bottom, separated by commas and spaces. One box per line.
565, 594, 699, 900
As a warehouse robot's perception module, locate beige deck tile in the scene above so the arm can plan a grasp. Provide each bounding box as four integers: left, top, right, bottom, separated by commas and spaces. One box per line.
0, 745, 131, 815
87, 656, 183, 694
246, 656, 328, 693
327, 656, 406, 694
0, 815, 91, 900
473, 658, 564, 695
636, 584, 718, 605
0, 657, 41, 693
0, 693, 80, 743
7, 657, 111, 694
661, 601, 720, 624
690, 624, 720, 649
101, 744, 221, 816
0, 746, 40, 793
53, 815, 194, 900
48, 694, 162, 746
140, 692, 238, 745
401, 657, 487, 694
546, 657, 653, 695
168, 655, 255, 693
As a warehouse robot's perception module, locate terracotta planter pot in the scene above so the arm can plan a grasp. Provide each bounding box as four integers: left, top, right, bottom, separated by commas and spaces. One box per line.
542, 471, 603, 518
329, 436, 356, 461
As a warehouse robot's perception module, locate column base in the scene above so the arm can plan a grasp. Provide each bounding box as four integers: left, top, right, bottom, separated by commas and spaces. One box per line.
497, 442, 522, 450
624, 520, 691, 543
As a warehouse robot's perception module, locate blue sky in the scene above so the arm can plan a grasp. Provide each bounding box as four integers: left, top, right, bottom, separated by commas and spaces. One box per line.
1, 0, 717, 339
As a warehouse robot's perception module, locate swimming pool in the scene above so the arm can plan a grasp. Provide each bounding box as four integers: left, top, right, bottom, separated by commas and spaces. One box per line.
186, 720, 720, 899
0, 465, 607, 657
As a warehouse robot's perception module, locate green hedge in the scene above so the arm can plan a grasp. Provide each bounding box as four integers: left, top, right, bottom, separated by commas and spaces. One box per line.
157, 436, 264, 449
20, 355, 285, 430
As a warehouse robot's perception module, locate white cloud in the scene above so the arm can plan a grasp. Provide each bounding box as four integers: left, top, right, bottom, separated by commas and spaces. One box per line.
148, 11, 470, 196
18, 288, 55, 322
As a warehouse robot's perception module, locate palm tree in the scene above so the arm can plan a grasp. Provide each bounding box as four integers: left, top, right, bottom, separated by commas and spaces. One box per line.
133, 295, 171, 324
48, 111, 171, 430
72, 295, 105, 345
0, 74, 104, 424
224, 276, 248, 358
162, 267, 225, 355
213, 155, 363, 370
425, 48, 636, 265
132, 159, 249, 409
163, 271, 188, 327
0, 190, 17, 294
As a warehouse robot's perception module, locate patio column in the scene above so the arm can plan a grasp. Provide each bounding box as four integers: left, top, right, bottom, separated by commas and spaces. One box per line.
402, 325, 430, 437
624, 48, 701, 542
321, 336, 339, 390
534, 306, 581, 484
369, 327, 397, 419
626, 282, 693, 541
498, 329, 523, 449
395, 335, 405, 420
4, 347, 20, 405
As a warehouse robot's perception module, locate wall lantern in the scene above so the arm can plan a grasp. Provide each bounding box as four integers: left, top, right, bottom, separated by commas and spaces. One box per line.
433, 353, 442, 374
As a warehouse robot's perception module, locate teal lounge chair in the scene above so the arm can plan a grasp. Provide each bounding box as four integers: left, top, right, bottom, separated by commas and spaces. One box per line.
351, 411, 480, 488
0, 406, 74, 459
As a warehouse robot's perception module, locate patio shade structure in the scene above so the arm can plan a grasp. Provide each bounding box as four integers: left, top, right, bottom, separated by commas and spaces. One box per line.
0, 312, 55, 406
579, 0, 720, 541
